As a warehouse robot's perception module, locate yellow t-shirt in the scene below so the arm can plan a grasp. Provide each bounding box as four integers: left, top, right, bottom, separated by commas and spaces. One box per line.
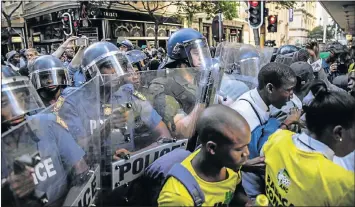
158, 149, 241, 206
262, 130, 355, 206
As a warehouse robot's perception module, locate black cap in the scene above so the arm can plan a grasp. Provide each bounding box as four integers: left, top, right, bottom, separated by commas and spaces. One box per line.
290, 61, 314, 83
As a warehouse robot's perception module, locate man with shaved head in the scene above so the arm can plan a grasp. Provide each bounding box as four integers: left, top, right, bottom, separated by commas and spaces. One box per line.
158, 105, 251, 206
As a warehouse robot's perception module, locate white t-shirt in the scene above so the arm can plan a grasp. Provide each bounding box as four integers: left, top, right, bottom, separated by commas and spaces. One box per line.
229, 88, 270, 131
333, 151, 355, 172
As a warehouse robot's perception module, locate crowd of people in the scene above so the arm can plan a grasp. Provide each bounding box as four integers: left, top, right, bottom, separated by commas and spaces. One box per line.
1, 27, 355, 207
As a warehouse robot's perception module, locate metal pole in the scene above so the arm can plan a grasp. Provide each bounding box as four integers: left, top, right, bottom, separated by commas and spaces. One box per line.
323, 23, 326, 43
260, 22, 265, 48
253, 29, 260, 46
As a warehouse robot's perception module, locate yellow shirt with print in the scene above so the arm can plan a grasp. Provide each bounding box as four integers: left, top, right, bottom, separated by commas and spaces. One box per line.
262, 130, 355, 206
158, 149, 241, 206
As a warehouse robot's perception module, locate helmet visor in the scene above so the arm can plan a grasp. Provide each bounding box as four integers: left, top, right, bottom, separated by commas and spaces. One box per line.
126, 50, 147, 64
85, 51, 132, 79
1, 79, 45, 123
30, 68, 71, 90
183, 38, 212, 69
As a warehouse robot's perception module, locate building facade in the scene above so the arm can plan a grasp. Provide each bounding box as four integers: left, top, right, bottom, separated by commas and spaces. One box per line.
22, 1, 184, 53
288, 2, 317, 46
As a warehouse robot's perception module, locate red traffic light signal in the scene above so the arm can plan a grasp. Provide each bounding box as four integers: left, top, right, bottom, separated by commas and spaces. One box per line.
250, 1, 259, 7
267, 15, 278, 33
269, 15, 276, 24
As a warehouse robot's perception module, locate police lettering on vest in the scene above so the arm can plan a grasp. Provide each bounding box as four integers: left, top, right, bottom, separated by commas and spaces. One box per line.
111, 139, 187, 190
31, 157, 57, 185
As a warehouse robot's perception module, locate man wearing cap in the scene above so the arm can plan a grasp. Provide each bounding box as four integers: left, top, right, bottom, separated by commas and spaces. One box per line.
5, 50, 21, 71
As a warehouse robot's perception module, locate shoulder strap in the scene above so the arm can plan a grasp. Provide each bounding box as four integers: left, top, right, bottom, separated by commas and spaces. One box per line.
166, 163, 205, 207
239, 99, 262, 125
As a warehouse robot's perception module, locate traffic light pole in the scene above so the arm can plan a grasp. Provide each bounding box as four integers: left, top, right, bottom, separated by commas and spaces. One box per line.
260, 22, 265, 48
253, 29, 260, 46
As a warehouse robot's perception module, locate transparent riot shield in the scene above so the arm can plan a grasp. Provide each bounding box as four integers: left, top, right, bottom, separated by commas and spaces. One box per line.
34, 75, 101, 207
274, 53, 294, 66
96, 68, 213, 196
219, 43, 260, 90
1, 111, 99, 207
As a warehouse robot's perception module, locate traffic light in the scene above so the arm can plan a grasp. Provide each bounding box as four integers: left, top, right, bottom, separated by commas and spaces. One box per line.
248, 1, 264, 29
267, 15, 278, 33
62, 12, 73, 36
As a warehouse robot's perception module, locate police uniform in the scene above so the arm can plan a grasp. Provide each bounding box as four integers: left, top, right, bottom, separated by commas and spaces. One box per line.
148, 69, 198, 132
1, 113, 85, 206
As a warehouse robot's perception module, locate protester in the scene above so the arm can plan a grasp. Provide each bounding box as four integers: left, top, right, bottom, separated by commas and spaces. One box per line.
229, 62, 301, 199
262, 80, 355, 206
158, 104, 251, 206
270, 61, 314, 132
52, 36, 79, 66
5, 50, 21, 71
146, 49, 160, 71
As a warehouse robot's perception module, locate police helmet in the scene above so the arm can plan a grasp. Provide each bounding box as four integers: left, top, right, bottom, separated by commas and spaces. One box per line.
1, 65, 45, 124
81, 41, 134, 83
119, 39, 134, 51
163, 28, 212, 69
235, 44, 261, 76
30, 55, 71, 90
126, 49, 147, 71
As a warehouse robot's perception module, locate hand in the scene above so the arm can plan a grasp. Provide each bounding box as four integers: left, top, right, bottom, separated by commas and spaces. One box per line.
110, 108, 128, 129
241, 156, 265, 174
330, 63, 338, 73
245, 199, 253, 207
113, 148, 131, 161
8, 166, 35, 198
284, 107, 302, 126
64, 36, 79, 46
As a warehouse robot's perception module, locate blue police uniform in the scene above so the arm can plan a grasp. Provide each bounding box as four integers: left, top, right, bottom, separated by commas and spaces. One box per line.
1, 113, 85, 206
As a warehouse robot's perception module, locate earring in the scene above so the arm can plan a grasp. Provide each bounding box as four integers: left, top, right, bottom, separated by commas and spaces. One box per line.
339, 138, 343, 142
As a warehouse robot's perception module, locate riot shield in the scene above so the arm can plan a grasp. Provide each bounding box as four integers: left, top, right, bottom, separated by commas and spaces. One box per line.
219, 73, 250, 105
274, 53, 294, 66
219, 43, 260, 90
34, 75, 102, 207
1, 111, 100, 207
97, 68, 214, 193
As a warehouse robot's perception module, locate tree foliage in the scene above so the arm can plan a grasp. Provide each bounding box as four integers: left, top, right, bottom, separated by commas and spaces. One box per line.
176, 1, 238, 27
308, 25, 334, 40
274, 1, 296, 9
1, 1, 23, 50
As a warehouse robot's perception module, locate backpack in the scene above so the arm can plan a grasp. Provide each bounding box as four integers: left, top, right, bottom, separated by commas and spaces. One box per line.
239, 99, 280, 159
140, 148, 205, 206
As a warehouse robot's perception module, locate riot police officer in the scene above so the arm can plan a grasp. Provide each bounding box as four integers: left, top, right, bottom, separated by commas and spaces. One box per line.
118, 39, 134, 52
30, 55, 72, 106
54, 41, 170, 180
126, 49, 147, 71
1, 65, 89, 207
151, 28, 219, 138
